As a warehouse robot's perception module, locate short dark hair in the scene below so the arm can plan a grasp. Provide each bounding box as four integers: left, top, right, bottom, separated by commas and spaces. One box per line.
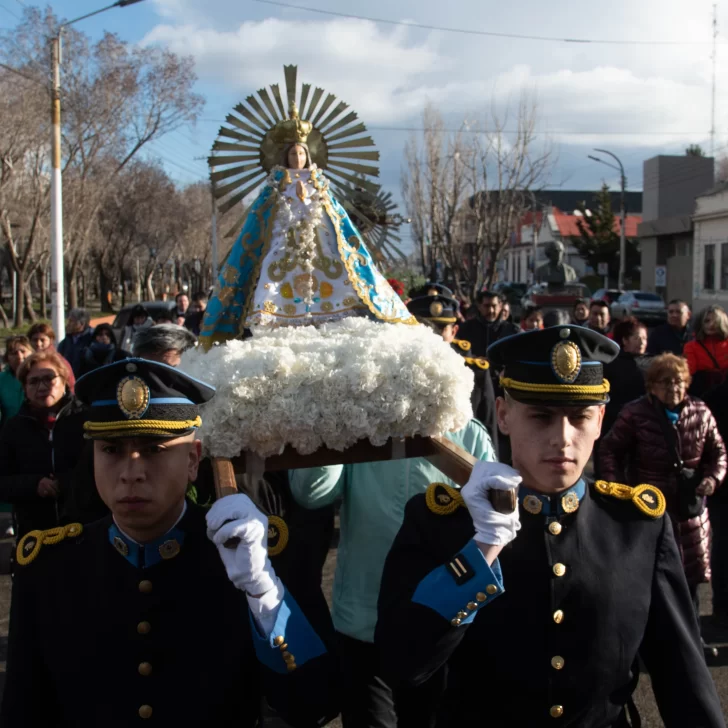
476, 290, 500, 304
590, 300, 609, 310
611, 316, 646, 349
573, 298, 588, 310
92, 323, 117, 348
175, 292, 189, 303
523, 305, 542, 319
668, 299, 689, 309
133, 324, 196, 357
192, 291, 208, 303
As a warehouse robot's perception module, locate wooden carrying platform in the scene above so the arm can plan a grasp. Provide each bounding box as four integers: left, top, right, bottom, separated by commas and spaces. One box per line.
210, 435, 516, 513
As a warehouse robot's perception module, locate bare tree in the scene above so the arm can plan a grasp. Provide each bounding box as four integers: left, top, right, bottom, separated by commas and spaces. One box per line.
402, 95, 552, 298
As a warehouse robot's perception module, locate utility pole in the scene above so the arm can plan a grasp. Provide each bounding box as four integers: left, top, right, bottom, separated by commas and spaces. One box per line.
589, 149, 627, 290
711, 4, 718, 160
49, 0, 146, 341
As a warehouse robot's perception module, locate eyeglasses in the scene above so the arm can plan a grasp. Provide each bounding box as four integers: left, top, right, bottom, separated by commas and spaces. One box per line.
26, 374, 60, 389
656, 378, 687, 389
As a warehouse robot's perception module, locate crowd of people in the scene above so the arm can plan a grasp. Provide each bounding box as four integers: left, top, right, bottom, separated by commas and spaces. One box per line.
0, 285, 726, 726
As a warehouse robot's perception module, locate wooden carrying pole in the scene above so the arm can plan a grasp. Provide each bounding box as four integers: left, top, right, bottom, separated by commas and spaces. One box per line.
211, 435, 516, 513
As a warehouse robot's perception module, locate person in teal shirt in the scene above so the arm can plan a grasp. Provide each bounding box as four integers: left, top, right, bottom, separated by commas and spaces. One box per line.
290, 295, 497, 728
0, 336, 32, 428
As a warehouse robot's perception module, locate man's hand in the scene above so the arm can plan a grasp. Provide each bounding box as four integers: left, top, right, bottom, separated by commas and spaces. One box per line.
461, 462, 522, 564
37, 477, 59, 499
697, 477, 716, 497
206, 494, 276, 597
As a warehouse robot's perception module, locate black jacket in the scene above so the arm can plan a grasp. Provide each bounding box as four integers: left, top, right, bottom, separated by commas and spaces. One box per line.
375, 482, 723, 727
78, 344, 131, 377
456, 317, 519, 359
648, 323, 690, 357
602, 351, 647, 436
0, 398, 87, 536
0, 504, 338, 728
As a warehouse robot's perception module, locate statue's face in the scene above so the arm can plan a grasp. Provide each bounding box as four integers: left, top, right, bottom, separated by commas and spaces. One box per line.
546, 243, 564, 264
287, 144, 308, 170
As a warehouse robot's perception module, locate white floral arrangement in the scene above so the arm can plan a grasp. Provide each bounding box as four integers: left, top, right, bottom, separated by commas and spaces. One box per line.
180, 317, 475, 458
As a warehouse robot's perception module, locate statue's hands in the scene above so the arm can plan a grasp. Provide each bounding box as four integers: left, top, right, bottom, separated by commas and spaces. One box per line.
296, 179, 307, 202
206, 494, 277, 597
461, 462, 522, 558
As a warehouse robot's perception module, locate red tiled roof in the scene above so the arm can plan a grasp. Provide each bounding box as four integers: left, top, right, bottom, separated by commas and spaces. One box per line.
553, 210, 641, 238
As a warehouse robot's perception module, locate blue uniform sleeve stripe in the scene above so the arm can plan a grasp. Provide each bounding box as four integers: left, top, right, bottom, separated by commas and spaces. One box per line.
248, 591, 327, 674
412, 540, 504, 625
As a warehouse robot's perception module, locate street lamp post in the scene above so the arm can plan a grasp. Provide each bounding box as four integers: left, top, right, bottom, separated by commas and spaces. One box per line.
50, 0, 146, 340
588, 149, 627, 290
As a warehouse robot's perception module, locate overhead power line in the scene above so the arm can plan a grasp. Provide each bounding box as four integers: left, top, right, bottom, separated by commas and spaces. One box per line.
252, 0, 726, 46
0, 60, 44, 85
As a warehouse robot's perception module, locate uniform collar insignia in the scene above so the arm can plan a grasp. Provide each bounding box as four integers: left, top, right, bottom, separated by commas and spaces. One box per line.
108, 524, 186, 569
519, 479, 586, 516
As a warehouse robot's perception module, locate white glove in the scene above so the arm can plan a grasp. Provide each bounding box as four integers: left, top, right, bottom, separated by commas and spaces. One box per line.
461, 461, 522, 547
206, 494, 277, 597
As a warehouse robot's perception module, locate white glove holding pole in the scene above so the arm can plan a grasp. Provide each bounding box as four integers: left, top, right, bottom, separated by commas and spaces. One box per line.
206, 494, 277, 597
461, 461, 522, 547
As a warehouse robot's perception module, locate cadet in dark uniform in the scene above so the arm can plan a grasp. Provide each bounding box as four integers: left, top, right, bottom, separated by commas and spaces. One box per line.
376, 326, 724, 727
407, 294, 498, 452
1, 358, 338, 728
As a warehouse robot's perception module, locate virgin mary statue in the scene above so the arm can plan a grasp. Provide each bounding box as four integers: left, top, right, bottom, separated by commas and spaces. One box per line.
200, 73, 414, 350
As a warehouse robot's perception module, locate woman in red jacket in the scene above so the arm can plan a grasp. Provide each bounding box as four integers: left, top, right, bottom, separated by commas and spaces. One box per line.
683, 305, 728, 396
599, 353, 727, 620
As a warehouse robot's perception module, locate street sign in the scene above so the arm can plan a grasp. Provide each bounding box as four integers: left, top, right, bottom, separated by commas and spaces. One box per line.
655, 266, 667, 288
597, 262, 609, 276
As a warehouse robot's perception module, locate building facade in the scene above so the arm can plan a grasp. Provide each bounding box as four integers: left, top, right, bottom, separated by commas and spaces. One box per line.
693, 182, 728, 311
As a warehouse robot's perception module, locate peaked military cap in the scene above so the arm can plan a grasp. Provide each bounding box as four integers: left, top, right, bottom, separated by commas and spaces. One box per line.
409, 282, 455, 299
407, 295, 458, 324
487, 325, 619, 406
76, 358, 215, 439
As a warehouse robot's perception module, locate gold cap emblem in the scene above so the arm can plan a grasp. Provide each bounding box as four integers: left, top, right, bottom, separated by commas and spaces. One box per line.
551, 341, 582, 383
430, 301, 444, 317
117, 376, 150, 419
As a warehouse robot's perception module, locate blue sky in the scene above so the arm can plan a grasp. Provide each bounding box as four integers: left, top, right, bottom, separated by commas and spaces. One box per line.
4, 0, 727, 250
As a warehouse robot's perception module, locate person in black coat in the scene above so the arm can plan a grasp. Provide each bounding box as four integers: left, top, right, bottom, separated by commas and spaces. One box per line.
79, 323, 131, 376
648, 299, 692, 356
456, 291, 519, 358
375, 326, 724, 727
0, 350, 86, 538
1, 359, 338, 728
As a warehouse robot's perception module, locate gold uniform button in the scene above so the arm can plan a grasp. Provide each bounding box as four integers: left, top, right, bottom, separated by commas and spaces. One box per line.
456, 611, 468, 620
475, 592, 487, 602
467, 602, 478, 611
137, 621, 151, 635
282, 652, 296, 663
485, 584, 498, 595
551, 656, 565, 670
138, 580, 153, 594
553, 563, 566, 577
549, 522, 562, 535
550, 705, 564, 718
286, 663, 297, 672
138, 662, 153, 677
451, 618, 462, 627
553, 610, 564, 624
274, 635, 285, 646
279, 643, 288, 651
139, 705, 153, 719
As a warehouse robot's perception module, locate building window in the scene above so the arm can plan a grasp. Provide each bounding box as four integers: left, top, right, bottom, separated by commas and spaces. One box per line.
722, 243, 728, 290
704, 244, 715, 290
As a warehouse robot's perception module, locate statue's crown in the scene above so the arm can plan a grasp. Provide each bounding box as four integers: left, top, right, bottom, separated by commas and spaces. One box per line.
271, 104, 313, 145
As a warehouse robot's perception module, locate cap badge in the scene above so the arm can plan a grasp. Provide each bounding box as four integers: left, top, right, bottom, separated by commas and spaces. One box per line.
430, 301, 444, 317
117, 376, 150, 419
551, 341, 582, 384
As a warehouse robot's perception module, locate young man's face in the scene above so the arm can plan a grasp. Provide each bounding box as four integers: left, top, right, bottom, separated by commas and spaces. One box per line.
496, 396, 604, 492
441, 323, 458, 343
94, 435, 201, 539
477, 296, 502, 322
667, 303, 690, 329
588, 305, 610, 330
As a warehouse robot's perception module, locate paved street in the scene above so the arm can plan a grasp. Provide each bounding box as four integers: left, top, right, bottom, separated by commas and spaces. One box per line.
0, 521, 724, 725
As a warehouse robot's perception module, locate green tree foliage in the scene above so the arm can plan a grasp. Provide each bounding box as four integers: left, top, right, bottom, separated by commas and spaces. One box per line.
573, 184, 639, 286
686, 144, 706, 157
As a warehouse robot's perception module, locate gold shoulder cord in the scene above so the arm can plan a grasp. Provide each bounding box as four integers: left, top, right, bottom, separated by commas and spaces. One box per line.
454, 339, 471, 352
594, 480, 666, 518
426, 482, 464, 516
267, 515, 290, 557
464, 357, 489, 370
16, 523, 84, 566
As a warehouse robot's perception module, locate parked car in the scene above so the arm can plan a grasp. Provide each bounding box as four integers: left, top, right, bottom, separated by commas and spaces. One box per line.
610, 291, 667, 324
592, 288, 624, 305
111, 301, 178, 345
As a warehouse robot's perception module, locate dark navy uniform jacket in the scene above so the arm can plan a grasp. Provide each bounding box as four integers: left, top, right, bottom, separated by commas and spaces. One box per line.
0, 503, 338, 728
375, 480, 724, 727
